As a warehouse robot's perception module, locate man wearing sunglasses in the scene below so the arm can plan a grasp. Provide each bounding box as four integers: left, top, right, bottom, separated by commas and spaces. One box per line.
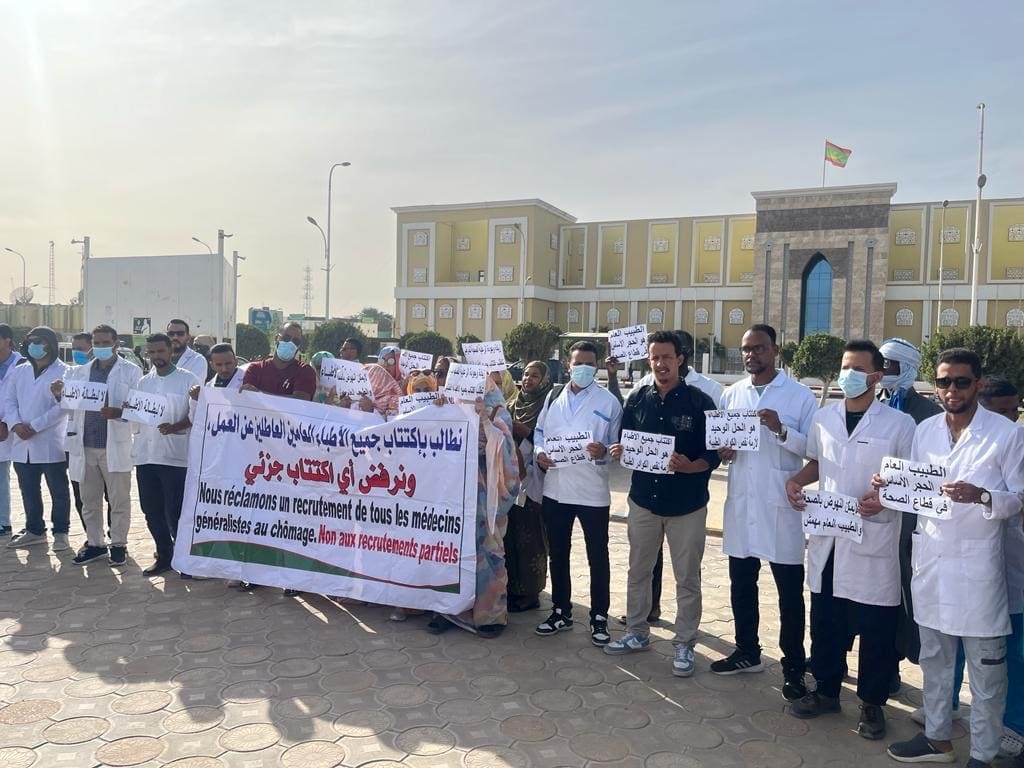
166, 319, 209, 384
887, 349, 1024, 767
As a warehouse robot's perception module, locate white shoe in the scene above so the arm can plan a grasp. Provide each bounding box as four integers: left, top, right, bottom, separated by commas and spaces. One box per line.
910, 706, 965, 726
1000, 727, 1024, 758
8, 531, 46, 548
52, 534, 70, 552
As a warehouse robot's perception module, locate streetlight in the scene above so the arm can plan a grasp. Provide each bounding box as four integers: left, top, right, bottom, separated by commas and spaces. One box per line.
323, 161, 352, 320
969, 102, 986, 326
513, 222, 527, 323
192, 236, 213, 254
3, 248, 27, 301
306, 216, 327, 318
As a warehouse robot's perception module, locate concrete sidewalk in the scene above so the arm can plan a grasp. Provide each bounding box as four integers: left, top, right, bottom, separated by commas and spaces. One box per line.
0, 473, 987, 768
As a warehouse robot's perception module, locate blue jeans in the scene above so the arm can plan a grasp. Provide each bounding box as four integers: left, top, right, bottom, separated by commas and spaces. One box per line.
952, 612, 1024, 733
13, 460, 71, 535
0, 460, 10, 528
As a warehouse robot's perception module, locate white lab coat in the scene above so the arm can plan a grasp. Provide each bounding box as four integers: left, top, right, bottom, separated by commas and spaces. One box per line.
2, 359, 70, 463
721, 370, 818, 564
176, 347, 209, 384
805, 398, 916, 606
0, 351, 24, 463
131, 368, 199, 468
64, 357, 143, 479
910, 407, 1024, 637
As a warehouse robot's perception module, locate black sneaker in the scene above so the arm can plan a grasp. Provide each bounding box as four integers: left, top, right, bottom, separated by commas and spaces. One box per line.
142, 561, 172, 576
887, 732, 956, 763
782, 675, 808, 702
535, 609, 573, 636
72, 545, 108, 565
789, 690, 841, 719
108, 546, 127, 566
710, 650, 764, 676
590, 616, 610, 646
858, 703, 886, 740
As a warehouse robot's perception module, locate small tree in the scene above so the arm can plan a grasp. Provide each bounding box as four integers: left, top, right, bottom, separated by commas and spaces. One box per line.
310, 320, 366, 358
360, 307, 393, 336
456, 334, 482, 357
505, 322, 562, 363
235, 323, 270, 360
695, 338, 727, 373
921, 325, 1024, 393
791, 333, 846, 405
780, 341, 798, 371
401, 331, 453, 359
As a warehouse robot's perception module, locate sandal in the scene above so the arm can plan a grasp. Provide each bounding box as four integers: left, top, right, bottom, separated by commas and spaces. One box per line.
477, 624, 506, 639
427, 615, 453, 634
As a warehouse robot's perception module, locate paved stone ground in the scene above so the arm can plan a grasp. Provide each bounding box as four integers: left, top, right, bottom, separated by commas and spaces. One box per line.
0, 474, 989, 768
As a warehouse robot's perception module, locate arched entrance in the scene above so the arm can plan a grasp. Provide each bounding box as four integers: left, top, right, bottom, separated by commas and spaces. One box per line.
801, 254, 833, 338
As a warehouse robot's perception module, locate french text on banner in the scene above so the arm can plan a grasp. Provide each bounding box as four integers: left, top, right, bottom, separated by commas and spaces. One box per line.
319, 358, 373, 398
608, 324, 649, 363
619, 428, 674, 474
878, 456, 952, 519
399, 349, 434, 378
60, 381, 107, 412
122, 389, 169, 426
705, 409, 760, 451
543, 431, 594, 468
399, 391, 441, 414
461, 341, 507, 372
801, 489, 864, 543
444, 363, 487, 400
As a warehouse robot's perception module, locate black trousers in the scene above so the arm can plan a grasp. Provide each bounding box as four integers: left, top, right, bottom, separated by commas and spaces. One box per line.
810, 552, 899, 705
136, 464, 187, 563
542, 497, 610, 619
729, 555, 806, 678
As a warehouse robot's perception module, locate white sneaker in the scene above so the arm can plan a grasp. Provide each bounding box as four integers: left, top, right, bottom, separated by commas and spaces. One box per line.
52, 534, 70, 552
910, 706, 965, 726
8, 531, 46, 548
1000, 727, 1024, 758
672, 644, 696, 677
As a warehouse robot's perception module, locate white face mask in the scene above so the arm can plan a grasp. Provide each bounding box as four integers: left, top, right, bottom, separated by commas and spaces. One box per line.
837, 369, 870, 399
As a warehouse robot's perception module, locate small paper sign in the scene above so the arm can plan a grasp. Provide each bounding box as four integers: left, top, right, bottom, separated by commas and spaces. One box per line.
319, 358, 373, 398
543, 431, 593, 468
398, 391, 442, 414
608, 324, 649, 363
122, 389, 170, 427
705, 409, 761, 451
462, 341, 507, 372
801, 489, 864, 542
445, 363, 488, 401
60, 381, 107, 412
619, 429, 674, 474
878, 456, 953, 519
399, 349, 434, 378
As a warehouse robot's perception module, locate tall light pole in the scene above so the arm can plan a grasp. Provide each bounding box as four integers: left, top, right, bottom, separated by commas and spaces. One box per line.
969, 102, 986, 326
936, 200, 948, 333
192, 236, 213, 254
306, 216, 327, 317
324, 161, 352, 321
513, 222, 527, 323
3, 248, 26, 302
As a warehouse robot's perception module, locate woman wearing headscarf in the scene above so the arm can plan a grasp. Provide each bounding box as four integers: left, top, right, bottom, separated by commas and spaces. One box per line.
504, 361, 554, 612
362, 344, 404, 416
406, 371, 437, 395
427, 377, 520, 638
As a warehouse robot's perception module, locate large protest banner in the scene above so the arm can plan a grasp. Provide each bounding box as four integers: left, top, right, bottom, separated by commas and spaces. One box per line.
173, 389, 479, 614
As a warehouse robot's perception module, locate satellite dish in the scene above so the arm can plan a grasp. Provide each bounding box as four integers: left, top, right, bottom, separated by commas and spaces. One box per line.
10, 287, 33, 304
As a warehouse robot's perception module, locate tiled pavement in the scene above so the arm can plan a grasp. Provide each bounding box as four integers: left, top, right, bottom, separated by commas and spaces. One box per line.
0, 474, 987, 768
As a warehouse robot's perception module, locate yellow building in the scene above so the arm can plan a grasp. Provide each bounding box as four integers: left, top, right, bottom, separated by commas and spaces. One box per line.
393, 185, 1024, 370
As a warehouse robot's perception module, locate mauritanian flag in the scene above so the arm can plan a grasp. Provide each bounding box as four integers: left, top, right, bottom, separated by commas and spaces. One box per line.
825, 141, 852, 168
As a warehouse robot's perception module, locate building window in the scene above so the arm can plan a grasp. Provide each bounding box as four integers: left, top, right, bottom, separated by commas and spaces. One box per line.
801, 255, 833, 338
438, 304, 453, 320
607, 308, 621, 325
648, 308, 664, 324
895, 308, 914, 327
497, 265, 514, 282
567, 307, 580, 325
467, 303, 483, 320
694, 308, 709, 325
411, 303, 426, 320
496, 304, 513, 320
412, 231, 429, 247
478, 270, 486, 283
1007, 308, 1024, 328
412, 267, 427, 284
547, 307, 555, 323
728, 308, 744, 325
939, 308, 959, 327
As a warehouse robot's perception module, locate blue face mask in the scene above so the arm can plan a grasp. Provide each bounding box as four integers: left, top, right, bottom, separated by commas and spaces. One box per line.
570, 364, 596, 388
92, 346, 115, 361
27, 343, 47, 360
837, 369, 870, 399
276, 340, 298, 361
72, 350, 90, 365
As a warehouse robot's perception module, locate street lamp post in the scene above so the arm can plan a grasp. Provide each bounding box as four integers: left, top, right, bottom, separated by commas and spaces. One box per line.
937, 200, 948, 333
192, 236, 213, 254
969, 102, 986, 326
3, 248, 27, 302
324, 161, 352, 321
306, 216, 327, 319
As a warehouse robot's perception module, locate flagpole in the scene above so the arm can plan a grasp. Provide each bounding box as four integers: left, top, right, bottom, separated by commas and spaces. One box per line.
822, 140, 827, 187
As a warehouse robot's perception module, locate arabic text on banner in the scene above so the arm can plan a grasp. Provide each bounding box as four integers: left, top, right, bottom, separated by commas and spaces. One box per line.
444, 363, 487, 401
319, 358, 373, 398
461, 341, 507, 372
122, 389, 170, 426
399, 349, 434, 378
801, 489, 864, 543
544, 431, 594, 468
619, 428, 674, 474
60, 381, 108, 412
705, 409, 760, 451
608, 324, 649, 363
398, 391, 441, 415
878, 456, 952, 519
173, 389, 479, 614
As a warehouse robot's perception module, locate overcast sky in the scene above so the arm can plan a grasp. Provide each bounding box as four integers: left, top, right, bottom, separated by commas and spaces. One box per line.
2, 0, 1021, 318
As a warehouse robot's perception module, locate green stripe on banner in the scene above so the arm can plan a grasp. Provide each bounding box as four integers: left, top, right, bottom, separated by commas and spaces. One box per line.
190, 540, 460, 593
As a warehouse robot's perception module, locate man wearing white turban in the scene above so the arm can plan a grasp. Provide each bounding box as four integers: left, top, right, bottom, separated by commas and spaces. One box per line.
878, 338, 942, 691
